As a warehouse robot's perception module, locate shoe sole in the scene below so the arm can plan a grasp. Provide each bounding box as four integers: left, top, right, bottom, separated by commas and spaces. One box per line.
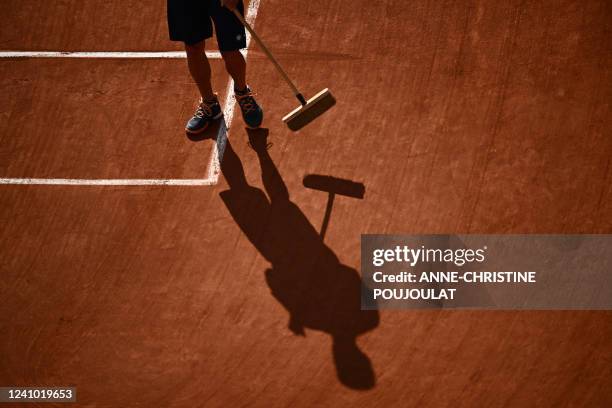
185, 112, 223, 134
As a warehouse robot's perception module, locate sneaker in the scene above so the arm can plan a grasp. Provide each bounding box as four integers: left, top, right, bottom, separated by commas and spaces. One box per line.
185, 96, 223, 134
235, 86, 263, 128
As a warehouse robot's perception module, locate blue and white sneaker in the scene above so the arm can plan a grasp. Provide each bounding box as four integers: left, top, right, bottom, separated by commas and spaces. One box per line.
185, 96, 223, 134
235, 86, 263, 128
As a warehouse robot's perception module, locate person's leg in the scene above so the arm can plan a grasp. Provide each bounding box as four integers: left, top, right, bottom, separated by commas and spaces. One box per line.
184, 39, 223, 134
220, 50, 247, 91
167, 0, 221, 133
212, 0, 263, 128
222, 47, 263, 128
214, 0, 247, 91
185, 40, 215, 100
225, 51, 263, 127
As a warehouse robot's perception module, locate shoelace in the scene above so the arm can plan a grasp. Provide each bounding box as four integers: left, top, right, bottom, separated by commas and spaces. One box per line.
194, 98, 215, 119
236, 91, 257, 114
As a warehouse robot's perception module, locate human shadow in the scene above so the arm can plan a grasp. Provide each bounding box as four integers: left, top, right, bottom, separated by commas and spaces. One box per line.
218, 128, 380, 389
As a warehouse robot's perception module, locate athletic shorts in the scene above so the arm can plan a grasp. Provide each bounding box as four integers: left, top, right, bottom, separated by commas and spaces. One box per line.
167, 0, 246, 50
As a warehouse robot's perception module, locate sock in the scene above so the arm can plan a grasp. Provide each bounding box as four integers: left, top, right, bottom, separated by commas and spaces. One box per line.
203, 95, 218, 104
234, 85, 249, 94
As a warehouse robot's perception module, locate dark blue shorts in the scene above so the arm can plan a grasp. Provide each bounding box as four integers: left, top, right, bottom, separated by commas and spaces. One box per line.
167, 0, 246, 51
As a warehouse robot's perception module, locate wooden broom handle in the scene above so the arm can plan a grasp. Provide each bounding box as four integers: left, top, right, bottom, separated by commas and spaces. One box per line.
231, 8, 307, 105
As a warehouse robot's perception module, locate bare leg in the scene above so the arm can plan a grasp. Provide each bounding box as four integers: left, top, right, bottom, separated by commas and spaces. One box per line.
221, 50, 247, 90
185, 41, 215, 100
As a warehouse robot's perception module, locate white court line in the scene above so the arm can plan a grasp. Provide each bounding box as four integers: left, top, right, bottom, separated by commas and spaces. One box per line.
0, 51, 241, 59
206, 0, 262, 184
0, 178, 217, 186
0, 0, 261, 187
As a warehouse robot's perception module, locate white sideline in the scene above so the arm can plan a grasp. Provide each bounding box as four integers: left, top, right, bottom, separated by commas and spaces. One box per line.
206, 0, 261, 184
0, 50, 256, 59
0, 51, 213, 59
0, 0, 261, 187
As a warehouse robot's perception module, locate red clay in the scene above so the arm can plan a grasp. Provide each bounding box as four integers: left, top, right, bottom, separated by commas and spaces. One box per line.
1, 0, 611, 407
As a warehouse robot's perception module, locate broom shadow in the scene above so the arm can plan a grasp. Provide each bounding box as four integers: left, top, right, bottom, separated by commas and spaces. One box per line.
218, 128, 379, 389
302, 174, 365, 240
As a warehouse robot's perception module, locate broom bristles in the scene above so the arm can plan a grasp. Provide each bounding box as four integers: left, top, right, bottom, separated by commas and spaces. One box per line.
283, 88, 336, 131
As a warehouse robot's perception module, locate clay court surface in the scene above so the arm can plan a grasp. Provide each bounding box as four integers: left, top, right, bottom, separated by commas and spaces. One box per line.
1, 0, 611, 406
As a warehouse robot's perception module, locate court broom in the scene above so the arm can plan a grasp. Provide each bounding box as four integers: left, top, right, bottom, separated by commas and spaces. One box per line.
232, 9, 336, 131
